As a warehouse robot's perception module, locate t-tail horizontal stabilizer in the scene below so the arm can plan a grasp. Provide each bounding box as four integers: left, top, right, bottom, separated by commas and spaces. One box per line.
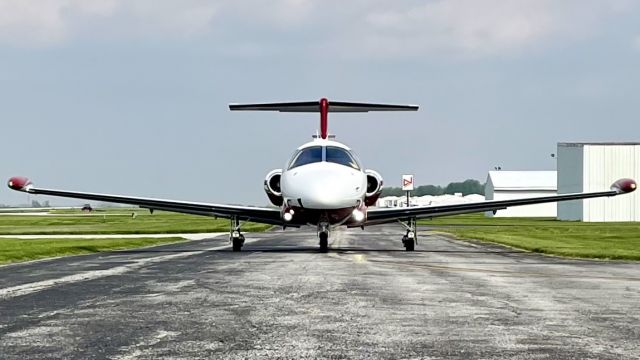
229, 98, 419, 139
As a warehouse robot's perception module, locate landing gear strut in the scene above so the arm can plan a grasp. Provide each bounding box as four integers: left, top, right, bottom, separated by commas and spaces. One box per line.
230, 216, 245, 252
318, 221, 329, 252
399, 218, 417, 252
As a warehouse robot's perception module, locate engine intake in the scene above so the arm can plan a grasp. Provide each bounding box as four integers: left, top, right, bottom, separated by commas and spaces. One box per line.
364, 169, 383, 206
264, 169, 283, 206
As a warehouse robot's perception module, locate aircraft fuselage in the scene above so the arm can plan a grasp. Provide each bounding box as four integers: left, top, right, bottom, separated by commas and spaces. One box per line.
265, 138, 382, 228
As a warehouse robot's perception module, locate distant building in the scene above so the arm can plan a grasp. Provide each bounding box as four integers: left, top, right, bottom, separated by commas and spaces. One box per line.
557, 142, 640, 222
81, 204, 93, 212
485, 171, 557, 217
376, 196, 404, 208
375, 193, 484, 208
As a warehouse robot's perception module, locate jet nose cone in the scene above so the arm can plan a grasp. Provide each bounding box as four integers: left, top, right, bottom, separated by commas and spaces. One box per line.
282, 163, 366, 209
307, 179, 352, 206
301, 170, 364, 209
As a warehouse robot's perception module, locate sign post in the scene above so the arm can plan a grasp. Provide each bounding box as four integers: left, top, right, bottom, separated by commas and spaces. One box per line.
402, 174, 414, 207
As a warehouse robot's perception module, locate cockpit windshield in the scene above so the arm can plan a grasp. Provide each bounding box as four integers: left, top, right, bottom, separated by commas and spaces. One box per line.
288, 145, 361, 170
289, 146, 323, 169
326, 146, 360, 170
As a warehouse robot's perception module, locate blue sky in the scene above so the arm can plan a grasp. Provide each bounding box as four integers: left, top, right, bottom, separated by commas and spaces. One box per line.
2, 0, 640, 206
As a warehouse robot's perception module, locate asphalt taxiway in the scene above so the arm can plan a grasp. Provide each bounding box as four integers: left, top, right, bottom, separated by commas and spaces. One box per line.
1, 225, 639, 359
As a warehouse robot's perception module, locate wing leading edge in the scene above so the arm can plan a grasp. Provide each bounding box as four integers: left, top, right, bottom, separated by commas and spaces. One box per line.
366, 178, 637, 225
7, 177, 637, 227
7, 177, 284, 226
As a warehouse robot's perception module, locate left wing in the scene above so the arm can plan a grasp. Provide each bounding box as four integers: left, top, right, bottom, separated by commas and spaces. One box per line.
7, 177, 284, 226
366, 178, 636, 225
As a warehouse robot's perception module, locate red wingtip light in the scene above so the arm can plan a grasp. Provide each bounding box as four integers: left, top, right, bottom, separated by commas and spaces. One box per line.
611, 178, 637, 194
7, 176, 32, 191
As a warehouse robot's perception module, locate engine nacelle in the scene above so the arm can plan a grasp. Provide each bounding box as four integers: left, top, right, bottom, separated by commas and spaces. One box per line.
364, 169, 384, 206
264, 169, 283, 206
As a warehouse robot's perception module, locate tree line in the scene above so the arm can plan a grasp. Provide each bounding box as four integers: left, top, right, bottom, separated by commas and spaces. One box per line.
380, 179, 484, 197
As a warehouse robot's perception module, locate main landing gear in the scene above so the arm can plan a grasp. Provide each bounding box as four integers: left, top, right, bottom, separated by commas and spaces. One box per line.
230, 217, 245, 252
400, 218, 417, 252
318, 222, 329, 252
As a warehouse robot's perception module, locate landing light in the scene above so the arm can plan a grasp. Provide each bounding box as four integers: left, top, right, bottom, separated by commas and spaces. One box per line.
352, 209, 365, 222
283, 208, 294, 222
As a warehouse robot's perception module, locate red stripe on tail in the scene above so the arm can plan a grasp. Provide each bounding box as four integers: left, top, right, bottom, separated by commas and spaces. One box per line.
320, 98, 328, 139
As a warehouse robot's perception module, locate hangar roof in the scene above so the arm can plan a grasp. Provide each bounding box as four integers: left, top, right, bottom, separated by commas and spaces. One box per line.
487, 171, 557, 191
559, 142, 640, 146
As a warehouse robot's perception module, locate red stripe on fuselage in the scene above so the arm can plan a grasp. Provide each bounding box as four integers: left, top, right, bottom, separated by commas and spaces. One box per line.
320, 98, 328, 139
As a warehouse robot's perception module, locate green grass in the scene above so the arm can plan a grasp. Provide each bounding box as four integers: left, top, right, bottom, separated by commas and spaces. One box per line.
419, 213, 640, 260
0, 237, 187, 264
0, 207, 272, 264
0, 208, 272, 235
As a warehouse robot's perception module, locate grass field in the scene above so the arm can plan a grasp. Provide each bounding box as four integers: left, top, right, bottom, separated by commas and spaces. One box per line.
420, 213, 640, 260
3, 208, 639, 263
0, 208, 272, 235
0, 208, 273, 264
0, 237, 186, 264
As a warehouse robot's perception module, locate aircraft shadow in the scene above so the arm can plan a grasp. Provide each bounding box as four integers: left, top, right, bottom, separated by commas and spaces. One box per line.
113, 247, 523, 255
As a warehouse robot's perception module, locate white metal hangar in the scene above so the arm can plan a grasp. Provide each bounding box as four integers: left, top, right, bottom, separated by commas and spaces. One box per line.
484, 171, 557, 217
557, 142, 640, 222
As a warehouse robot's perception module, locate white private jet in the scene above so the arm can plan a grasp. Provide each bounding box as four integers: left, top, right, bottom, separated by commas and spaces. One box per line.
7, 98, 637, 252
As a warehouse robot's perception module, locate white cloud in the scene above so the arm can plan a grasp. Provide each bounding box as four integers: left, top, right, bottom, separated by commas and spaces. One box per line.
248, 0, 315, 28
0, 0, 318, 47
366, 1, 555, 54
0, 0, 113, 45
0, 0, 221, 46
347, 0, 636, 58
120, 1, 220, 38
0, 0, 636, 58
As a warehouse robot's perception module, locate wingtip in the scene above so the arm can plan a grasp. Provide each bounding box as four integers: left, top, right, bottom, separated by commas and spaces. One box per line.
7, 176, 32, 192
611, 178, 636, 194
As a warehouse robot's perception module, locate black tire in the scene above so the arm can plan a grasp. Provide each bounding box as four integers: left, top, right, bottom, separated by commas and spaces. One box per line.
404, 238, 415, 251
319, 232, 329, 252
232, 237, 243, 252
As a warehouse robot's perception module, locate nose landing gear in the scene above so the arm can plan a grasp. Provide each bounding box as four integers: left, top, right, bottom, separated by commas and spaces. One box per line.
318, 221, 329, 252
399, 218, 417, 251
230, 216, 245, 252
232, 232, 245, 252
319, 232, 329, 252
402, 232, 415, 251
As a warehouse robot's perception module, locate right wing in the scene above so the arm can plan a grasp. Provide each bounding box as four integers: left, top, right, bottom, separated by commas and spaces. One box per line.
7, 177, 284, 226
366, 178, 637, 225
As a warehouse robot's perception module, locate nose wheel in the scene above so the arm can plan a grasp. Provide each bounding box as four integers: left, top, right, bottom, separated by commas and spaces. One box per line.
399, 218, 417, 252
402, 233, 415, 251
319, 232, 329, 252
232, 233, 245, 251
230, 217, 245, 252
318, 221, 329, 252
